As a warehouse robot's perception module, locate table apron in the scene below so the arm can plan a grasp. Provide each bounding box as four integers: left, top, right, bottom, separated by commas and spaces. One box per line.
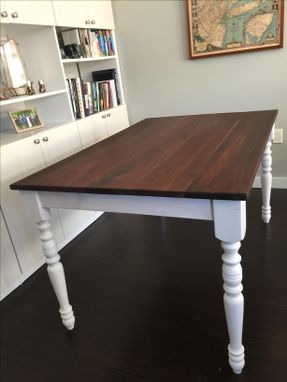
31, 191, 214, 221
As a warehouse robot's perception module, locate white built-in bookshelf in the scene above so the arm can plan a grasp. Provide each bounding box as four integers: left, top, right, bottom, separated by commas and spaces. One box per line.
0, 0, 129, 300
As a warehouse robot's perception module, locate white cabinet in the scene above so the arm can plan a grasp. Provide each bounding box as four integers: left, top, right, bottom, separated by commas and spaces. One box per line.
40, 123, 97, 244
0, 208, 22, 300
52, 0, 114, 29
0, 1, 9, 24
77, 112, 109, 149
105, 105, 129, 136
0, 122, 97, 287
39, 122, 81, 165
0, 0, 55, 26
77, 105, 129, 149
1, 134, 55, 279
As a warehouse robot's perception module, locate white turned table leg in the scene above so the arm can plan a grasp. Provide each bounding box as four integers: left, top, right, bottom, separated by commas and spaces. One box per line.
221, 241, 244, 374
213, 200, 246, 374
20, 191, 75, 330
38, 219, 75, 330
261, 134, 273, 223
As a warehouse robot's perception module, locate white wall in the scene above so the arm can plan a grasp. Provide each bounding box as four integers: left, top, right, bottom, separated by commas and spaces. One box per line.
112, 0, 287, 177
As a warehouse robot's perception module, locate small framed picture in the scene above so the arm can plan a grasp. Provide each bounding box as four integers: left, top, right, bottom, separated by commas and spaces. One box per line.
8, 107, 43, 133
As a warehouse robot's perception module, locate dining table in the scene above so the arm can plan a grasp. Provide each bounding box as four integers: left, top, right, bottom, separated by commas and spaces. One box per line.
11, 110, 277, 374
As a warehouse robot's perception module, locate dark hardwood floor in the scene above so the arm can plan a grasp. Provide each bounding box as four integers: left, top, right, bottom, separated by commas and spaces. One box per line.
1, 189, 286, 382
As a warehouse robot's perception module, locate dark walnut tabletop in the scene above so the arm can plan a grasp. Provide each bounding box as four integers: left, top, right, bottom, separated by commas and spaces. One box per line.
11, 110, 278, 201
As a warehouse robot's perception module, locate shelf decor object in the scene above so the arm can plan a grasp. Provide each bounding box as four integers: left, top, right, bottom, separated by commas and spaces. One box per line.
0, 37, 28, 95
8, 107, 43, 133
186, 0, 284, 59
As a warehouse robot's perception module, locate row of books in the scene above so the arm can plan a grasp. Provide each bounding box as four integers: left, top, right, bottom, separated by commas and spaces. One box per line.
67, 69, 121, 119
61, 28, 115, 59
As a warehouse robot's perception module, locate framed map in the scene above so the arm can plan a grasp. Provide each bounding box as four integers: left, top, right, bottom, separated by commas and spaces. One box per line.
186, 0, 284, 59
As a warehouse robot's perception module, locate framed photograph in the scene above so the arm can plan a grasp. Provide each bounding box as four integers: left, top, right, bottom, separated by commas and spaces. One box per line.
186, 0, 284, 59
8, 107, 43, 133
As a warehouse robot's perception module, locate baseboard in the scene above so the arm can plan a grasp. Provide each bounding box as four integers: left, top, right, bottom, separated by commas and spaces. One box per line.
253, 176, 287, 189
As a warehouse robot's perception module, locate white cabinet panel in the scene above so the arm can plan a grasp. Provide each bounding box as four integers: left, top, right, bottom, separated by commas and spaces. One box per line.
0, 208, 22, 300
52, 0, 114, 29
4, 1, 55, 25
39, 122, 82, 165
39, 122, 97, 243
77, 106, 129, 148
0, 1, 9, 24
106, 105, 129, 136
77, 113, 109, 149
1, 137, 50, 275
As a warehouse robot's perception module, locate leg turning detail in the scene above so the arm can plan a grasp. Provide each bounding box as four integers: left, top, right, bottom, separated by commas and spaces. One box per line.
38, 220, 75, 330
221, 241, 245, 374
261, 139, 272, 223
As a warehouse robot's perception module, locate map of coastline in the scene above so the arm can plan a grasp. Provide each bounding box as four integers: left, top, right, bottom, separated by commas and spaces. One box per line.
191, 0, 281, 56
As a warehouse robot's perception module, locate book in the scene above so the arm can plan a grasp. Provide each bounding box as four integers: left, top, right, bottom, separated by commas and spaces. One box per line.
81, 82, 89, 116
90, 30, 101, 57
92, 82, 99, 113
71, 79, 81, 119
96, 79, 117, 108
86, 82, 93, 114
75, 77, 85, 119
92, 69, 121, 105
66, 79, 77, 117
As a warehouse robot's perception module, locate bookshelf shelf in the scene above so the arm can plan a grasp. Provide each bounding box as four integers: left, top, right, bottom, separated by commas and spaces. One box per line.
62, 56, 117, 64
0, 89, 68, 107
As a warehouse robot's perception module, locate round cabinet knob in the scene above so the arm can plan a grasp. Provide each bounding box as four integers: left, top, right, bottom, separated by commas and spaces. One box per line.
91, 19, 95, 25
1, 11, 8, 17
107, 113, 111, 118
42, 136, 49, 142
85, 19, 90, 24
102, 114, 106, 119
34, 139, 40, 144
11, 11, 18, 18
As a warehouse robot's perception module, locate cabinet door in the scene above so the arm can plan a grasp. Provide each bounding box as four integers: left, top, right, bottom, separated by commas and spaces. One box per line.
0, 1, 9, 24
39, 122, 82, 165
92, 0, 114, 29
0, 208, 22, 300
106, 105, 129, 136
40, 123, 97, 243
0, 137, 47, 277
5, 1, 55, 26
77, 113, 109, 149
52, 0, 114, 29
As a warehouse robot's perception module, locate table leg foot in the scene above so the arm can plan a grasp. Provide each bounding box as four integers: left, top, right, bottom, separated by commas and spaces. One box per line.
221, 241, 245, 375
261, 139, 272, 224
38, 219, 75, 330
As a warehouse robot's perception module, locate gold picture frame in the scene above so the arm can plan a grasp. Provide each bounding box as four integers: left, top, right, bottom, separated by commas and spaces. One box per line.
8, 107, 43, 134
186, 0, 284, 59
